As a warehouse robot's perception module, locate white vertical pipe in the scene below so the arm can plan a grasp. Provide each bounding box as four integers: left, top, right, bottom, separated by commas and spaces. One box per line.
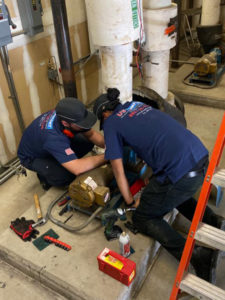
143, 4, 177, 52
201, 0, 221, 26
85, 0, 142, 104
143, 0, 171, 9
142, 2, 177, 99
100, 43, 133, 104
85, 0, 140, 46
143, 50, 170, 99
192, 0, 202, 29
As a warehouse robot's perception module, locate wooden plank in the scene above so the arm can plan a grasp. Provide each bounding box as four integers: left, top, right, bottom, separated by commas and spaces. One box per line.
180, 273, 225, 300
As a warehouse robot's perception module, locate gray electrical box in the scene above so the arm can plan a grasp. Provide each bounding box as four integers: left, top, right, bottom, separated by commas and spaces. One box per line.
0, 1, 12, 47
17, 0, 44, 36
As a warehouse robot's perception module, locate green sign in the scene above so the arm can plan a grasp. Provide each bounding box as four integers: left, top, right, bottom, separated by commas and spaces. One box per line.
131, 0, 139, 29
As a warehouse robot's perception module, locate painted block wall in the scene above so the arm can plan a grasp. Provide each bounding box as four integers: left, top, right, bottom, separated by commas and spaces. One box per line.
0, 0, 100, 165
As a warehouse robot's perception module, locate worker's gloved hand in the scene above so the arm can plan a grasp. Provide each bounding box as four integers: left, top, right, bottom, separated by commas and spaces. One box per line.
10, 217, 39, 241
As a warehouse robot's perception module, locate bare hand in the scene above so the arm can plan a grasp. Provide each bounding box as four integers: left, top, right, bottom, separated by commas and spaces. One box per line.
133, 197, 140, 208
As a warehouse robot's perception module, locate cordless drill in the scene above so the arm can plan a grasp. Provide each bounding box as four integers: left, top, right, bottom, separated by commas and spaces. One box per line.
101, 208, 136, 241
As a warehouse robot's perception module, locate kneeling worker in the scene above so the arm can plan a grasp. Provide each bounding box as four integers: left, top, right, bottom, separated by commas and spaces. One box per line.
18, 97, 107, 190
93, 88, 225, 283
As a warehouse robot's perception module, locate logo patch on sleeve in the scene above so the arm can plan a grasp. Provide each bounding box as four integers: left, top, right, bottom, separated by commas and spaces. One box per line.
65, 148, 74, 155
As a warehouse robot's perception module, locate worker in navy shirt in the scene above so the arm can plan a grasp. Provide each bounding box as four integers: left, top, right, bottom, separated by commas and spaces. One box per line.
18, 97, 106, 190
93, 88, 224, 283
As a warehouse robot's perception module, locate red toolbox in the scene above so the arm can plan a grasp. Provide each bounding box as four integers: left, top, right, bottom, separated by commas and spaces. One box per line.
97, 248, 136, 286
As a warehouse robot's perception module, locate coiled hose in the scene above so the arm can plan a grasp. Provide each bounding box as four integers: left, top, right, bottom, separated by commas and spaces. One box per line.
47, 191, 104, 232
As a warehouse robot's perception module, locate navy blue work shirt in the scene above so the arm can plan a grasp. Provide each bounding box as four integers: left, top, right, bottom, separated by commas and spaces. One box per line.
103, 101, 208, 184
18, 110, 77, 167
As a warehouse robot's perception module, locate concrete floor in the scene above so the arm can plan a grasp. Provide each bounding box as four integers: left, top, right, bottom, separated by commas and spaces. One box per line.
0, 181, 175, 300
0, 260, 66, 300
0, 103, 224, 300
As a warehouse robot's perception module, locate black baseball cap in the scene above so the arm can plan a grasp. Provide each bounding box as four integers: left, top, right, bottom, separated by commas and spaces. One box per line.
93, 94, 110, 121
55, 97, 97, 129
93, 94, 115, 130
93, 88, 120, 130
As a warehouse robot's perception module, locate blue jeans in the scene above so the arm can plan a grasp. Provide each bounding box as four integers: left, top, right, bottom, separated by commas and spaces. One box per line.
132, 170, 217, 260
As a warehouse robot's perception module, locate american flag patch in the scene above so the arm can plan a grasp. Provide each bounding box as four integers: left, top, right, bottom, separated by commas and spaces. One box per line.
65, 148, 74, 155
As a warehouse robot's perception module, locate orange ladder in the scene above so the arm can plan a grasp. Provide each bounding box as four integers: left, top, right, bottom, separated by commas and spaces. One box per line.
170, 112, 225, 300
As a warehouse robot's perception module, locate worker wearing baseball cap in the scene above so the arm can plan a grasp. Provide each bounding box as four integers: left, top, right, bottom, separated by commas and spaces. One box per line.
93, 87, 225, 284
18, 97, 106, 190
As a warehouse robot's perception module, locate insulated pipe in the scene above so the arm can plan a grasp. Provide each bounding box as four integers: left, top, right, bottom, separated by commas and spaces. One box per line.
85, 0, 141, 46
142, 2, 177, 99
143, 51, 170, 100
201, 0, 221, 26
143, 0, 171, 9
171, 0, 182, 68
50, 0, 77, 98
100, 44, 133, 104
85, 0, 141, 104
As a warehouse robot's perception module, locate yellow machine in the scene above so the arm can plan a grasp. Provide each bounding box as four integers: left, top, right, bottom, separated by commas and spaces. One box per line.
194, 51, 218, 76
69, 164, 114, 208
187, 48, 225, 87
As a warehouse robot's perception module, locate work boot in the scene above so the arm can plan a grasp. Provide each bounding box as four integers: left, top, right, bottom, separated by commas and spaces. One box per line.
37, 174, 51, 191
191, 246, 220, 284
41, 181, 51, 191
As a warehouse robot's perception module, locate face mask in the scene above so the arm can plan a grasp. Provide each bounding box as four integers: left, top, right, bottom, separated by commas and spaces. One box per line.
62, 125, 89, 138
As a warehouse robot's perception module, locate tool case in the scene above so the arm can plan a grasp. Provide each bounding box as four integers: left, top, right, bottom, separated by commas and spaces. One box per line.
97, 248, 136, 286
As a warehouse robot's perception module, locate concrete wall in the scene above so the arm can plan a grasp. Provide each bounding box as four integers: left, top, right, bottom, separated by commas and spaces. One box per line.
0, 0, 100, 165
